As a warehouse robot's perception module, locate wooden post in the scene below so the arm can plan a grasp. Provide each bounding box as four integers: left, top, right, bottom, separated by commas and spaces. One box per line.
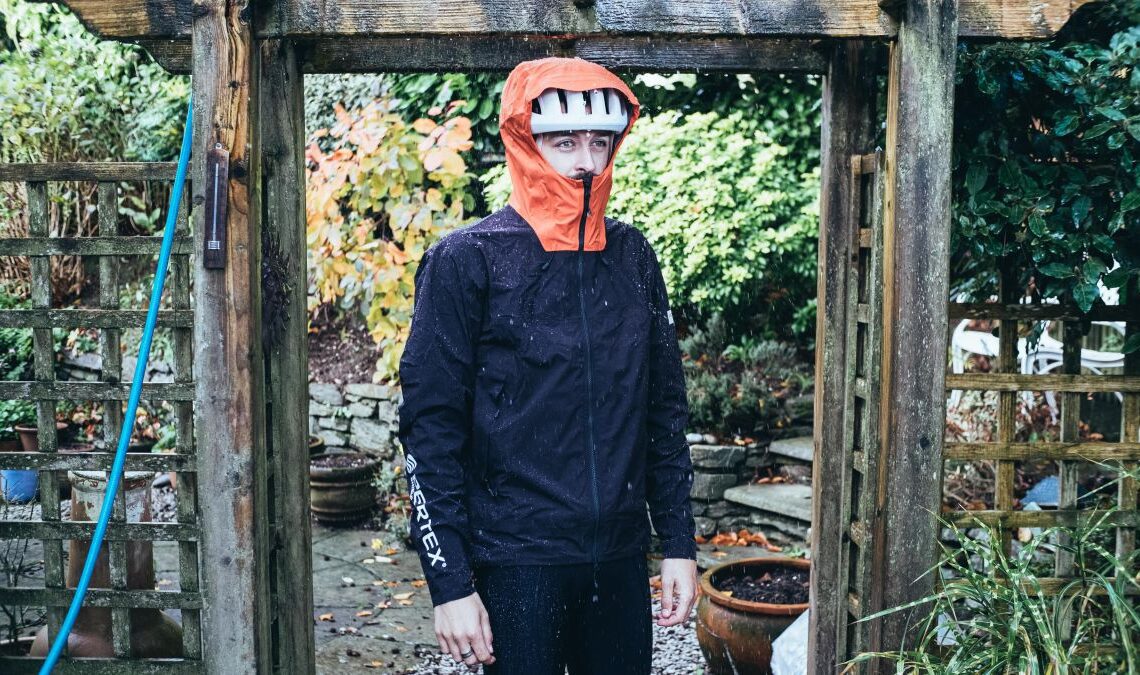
255, 38, 317, 672
872, 0, 958, 662
809, 40, 879, 674
192, 0, 271, 670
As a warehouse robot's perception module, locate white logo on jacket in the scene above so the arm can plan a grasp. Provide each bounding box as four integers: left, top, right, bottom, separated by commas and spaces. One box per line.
405, 454, 447, 568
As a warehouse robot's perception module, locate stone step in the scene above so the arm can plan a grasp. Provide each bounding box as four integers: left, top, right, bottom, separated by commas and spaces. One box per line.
768, 436, 813, 464
724, 483, 813, 525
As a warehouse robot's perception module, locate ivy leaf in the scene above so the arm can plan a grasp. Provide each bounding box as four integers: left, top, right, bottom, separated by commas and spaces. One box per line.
1122, 333, 1140, 355
1071, 196, 1091, 226
1122, 191, 1140, 213
1028, 214, 1047, 237
1039, 262, 1075, 279
1053, 114, 1080, 136
1102, 265, 1132, 288
1095, 106, 1127, 122
965, 165, 988, 196
1072, 282, 1099, 312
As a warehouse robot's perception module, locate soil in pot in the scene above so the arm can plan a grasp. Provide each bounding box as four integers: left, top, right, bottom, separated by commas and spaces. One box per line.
310, 452, 380, 524
714, 565, 809, 605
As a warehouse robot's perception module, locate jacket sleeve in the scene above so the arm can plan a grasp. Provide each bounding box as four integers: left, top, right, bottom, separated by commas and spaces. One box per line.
643, 242, 698, 560
397, 237, 483, 606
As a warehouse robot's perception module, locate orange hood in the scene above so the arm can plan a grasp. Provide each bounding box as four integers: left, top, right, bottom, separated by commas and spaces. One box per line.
500, 58, 640, 252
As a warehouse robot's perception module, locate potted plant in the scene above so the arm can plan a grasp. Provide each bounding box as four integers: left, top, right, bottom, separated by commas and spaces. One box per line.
309, 452, 380, 524
1, 400, 41, 503
695, 556, 810, 675
309, 435, 326, 458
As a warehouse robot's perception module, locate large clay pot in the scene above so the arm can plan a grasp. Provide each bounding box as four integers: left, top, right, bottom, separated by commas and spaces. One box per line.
14, 421, 70, 453
695, 557, 810, 675
29, 470, 182, 658
310, 452, 379, 524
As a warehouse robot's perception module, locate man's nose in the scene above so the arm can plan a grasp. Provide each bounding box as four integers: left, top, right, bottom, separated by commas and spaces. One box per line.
573, 147, 602, 176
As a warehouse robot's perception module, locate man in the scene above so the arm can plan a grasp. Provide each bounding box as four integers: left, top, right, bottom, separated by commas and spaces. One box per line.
398, 57, 697, 674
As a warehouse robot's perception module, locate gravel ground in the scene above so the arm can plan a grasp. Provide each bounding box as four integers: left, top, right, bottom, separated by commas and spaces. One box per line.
401, 597, 705, 675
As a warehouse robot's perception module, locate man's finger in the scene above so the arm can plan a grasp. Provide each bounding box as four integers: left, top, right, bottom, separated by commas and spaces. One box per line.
479, 612, 496, 661
467, 629, 493, 664
660, 575, 675, 617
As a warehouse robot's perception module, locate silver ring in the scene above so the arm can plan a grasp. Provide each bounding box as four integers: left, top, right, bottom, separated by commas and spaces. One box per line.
460, 648, 475, 659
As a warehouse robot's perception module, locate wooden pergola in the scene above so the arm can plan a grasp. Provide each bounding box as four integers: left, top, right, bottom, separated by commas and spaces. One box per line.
3, 1, 1123, 673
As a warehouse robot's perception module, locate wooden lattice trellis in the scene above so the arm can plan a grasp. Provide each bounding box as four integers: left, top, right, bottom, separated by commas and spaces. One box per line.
0, 163, 204, 672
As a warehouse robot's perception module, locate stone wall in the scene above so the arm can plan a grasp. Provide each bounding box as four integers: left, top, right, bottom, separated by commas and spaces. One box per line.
687, 435, 777, 537
308, 382, 400, 460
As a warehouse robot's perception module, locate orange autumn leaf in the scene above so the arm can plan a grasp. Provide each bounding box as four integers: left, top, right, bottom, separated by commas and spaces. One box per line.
318, 613, 335, 622
410, 579, 427, 588
356, 610, 373, 618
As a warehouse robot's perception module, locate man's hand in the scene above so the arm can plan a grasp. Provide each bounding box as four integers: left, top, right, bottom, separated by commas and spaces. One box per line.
656, 558, 697, 627
434, 592, 495, 670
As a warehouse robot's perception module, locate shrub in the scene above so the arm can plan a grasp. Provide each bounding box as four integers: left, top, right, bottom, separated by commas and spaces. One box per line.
679, 313, 810, 438
305, 97, 474, 382
950, 0, 1140, 315
0, 1, 188, 302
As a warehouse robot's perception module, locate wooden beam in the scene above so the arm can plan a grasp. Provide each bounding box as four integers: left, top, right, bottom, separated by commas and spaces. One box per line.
871, 0, 957, 665
256, 37, 317, 673
808, 40, 879, 675
139, 35, 827, 74
301, 35, 828, 73
57, 0, 1096, 40
191, 0, 271, 671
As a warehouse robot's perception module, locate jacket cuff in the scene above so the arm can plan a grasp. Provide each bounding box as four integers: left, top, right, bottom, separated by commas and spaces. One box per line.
426, 569, 477, 607
659, 535, 698, 560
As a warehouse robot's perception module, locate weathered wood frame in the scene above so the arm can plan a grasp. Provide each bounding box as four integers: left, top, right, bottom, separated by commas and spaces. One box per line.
3, 0, 1102, 672
0, 164, 204, 672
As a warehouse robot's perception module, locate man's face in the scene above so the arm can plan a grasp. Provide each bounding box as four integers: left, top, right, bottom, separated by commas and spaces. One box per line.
534, 130, 615, 180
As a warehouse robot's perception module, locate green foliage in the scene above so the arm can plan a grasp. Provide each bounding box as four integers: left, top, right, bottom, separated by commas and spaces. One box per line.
306, 98, 475, 382
851, 491, 1140, 673
0, 1, 187, 164
678, 314, 810, 438
951, 1, 1140, 312
0, 0, 187, 300
0, 289, 33, 439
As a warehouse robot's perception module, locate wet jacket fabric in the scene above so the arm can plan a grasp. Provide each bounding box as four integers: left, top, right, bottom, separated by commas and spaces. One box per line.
398, 58, 696, 607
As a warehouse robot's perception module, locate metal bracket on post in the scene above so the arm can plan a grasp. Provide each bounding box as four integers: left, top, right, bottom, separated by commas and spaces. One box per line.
203, 141, 229, 269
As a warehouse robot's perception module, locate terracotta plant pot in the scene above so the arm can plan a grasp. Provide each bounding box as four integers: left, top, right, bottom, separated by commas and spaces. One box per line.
29, 470, 182, 658
695, 557, 810, 675
309, 452, 379, 524
13, 421, 70, 453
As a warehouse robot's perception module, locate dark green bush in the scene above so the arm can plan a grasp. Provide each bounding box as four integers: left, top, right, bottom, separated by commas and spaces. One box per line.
950, 1, 1140, 316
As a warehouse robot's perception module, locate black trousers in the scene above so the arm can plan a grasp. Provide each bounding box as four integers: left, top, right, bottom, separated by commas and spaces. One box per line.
474, 555, 652, 675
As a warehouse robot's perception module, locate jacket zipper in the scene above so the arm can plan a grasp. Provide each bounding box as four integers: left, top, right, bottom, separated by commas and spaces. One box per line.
577, 177, 600, 564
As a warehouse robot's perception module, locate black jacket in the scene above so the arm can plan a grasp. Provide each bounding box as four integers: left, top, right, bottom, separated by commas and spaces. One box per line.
398, 203, 696, 607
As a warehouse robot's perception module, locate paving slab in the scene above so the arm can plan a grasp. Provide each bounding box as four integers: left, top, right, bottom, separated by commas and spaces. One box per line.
768, 436, 814, 463
724, 483, 813, 524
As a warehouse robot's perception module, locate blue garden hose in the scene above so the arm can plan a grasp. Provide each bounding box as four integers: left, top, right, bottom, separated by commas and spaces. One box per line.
40, 95, 193, 674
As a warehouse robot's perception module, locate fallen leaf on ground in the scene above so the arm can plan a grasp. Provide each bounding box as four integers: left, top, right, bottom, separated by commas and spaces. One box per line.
392, 591, 415, 601
410, 579, 427, 588
318, 613, 334, 622
366, 662, 383, 669
712, 551, 727, 558
396, 626, 408, 633
356, 610, 373, 618
398, 600, 414, 606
